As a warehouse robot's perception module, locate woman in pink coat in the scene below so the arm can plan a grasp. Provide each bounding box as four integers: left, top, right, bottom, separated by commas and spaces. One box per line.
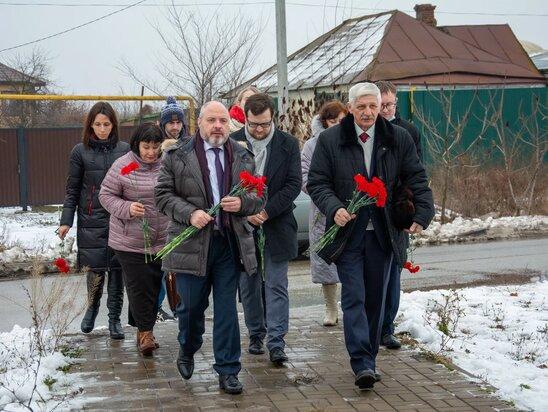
99, 122, 169, 356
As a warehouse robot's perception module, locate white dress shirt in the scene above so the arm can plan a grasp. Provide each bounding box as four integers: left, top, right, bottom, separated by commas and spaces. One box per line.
354, 122, 375, 178
354, 122, 376, 230
203, 140, 225, 206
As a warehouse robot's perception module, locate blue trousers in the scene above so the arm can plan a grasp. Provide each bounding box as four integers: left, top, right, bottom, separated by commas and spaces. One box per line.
240, 249, 289, 351
336, 231, 392, 374
239, 271, 267, 341
175, 233, 241, 376
382, 261, 401, 336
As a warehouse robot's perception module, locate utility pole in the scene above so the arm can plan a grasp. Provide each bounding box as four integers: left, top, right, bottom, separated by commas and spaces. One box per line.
275, 0, 289, 129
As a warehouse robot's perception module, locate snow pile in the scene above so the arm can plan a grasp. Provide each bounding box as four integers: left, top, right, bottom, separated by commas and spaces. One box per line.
397, 281, 548, 411
0, 325, 86, 411
416, 215, 548, 244
0, 207, 76, 264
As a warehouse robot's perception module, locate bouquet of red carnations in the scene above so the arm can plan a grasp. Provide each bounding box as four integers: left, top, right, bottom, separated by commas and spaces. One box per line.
121, 161, 153, 262
312, 174, 387, 254
156, 171, 266, 260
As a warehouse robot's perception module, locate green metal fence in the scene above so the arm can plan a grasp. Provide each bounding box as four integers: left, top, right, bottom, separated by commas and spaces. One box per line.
396, 86, 547, 165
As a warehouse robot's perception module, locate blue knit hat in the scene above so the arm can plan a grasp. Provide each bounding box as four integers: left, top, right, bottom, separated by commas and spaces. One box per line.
160, 96, 186, 132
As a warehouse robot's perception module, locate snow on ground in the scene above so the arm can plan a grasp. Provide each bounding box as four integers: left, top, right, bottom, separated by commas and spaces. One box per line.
0, 206, 547, 263
397, 281, 548, 411
415, 214, 548, 245
0, 207, 76, 264
0, 326, 88, 411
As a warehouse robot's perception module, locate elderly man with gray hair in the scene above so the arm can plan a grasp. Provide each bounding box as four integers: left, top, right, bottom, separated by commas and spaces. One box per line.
307, 83, 434, 390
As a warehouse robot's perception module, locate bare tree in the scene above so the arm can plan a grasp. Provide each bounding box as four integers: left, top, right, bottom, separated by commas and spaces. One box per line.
0, 47, 86, 127
121, 2, 263, 107
412, 87, 489, 223
0, 47, 50, 127
478, 90, 547, 215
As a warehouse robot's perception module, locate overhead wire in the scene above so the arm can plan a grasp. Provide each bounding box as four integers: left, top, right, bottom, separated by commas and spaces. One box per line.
0, 0, 147, 53
0, 1, 546, 17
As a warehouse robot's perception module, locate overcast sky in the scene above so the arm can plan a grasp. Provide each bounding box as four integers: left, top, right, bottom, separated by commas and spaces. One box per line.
1, 0, 547, 96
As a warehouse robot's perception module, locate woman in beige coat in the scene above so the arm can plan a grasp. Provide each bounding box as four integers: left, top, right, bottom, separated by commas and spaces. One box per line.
301, 100, 347, 326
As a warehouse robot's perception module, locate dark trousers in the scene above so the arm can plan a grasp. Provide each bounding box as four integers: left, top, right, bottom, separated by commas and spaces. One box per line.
175, 233, 241, 376
115, 250, 163, 332
382, 261, 401, 336
336, 231, 392, 374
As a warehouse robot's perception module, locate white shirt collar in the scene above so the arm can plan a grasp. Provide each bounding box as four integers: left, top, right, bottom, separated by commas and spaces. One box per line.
354, 122, 375, 141
203, 140, 224, 152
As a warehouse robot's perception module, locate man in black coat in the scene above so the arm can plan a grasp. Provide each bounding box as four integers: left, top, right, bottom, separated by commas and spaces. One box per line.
376, 80, 423, 350
307, 82, 434, 390
231, 93, 302, 365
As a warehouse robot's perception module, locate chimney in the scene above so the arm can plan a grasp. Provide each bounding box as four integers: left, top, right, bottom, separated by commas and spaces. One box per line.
414, 4, 437, 27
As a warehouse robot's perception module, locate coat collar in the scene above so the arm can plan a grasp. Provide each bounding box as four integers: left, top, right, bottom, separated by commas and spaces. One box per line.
177, 133, 253, 182
340, 113, 396, 149
264, 128, 288, 178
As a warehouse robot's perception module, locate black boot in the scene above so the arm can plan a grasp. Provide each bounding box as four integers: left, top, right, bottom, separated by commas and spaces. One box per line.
107, 269, 125, 340
81, 271, 105, 333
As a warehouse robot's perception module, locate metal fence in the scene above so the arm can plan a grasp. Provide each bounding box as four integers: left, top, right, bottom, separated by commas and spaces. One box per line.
396, 86, 547, 165
0, 127, 136, 208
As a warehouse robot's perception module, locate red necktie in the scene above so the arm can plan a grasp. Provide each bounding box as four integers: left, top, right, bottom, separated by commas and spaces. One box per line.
359, 132, 369, 143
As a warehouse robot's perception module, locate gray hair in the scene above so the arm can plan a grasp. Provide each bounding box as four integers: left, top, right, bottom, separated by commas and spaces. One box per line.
348, 82, 381, 105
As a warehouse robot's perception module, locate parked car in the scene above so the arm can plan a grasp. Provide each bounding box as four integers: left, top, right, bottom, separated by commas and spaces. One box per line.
293, 191, 311, 254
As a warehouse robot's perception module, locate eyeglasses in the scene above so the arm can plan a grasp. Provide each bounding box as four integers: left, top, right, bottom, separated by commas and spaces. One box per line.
247, 121, 272, 129
381, 101, 397, 110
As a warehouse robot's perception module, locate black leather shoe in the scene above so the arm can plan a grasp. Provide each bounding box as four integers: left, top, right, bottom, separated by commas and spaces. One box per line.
248, 338, 265, 355
355, 369, 376, 390
269, 348, 288, 365
108, 321, 125, 340
218, 374, 243, 394
176, 348, 194, 380
381, 334, 402, 349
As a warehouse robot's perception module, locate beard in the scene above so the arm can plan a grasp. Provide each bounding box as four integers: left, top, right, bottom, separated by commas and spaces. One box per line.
202, 133, 228, 148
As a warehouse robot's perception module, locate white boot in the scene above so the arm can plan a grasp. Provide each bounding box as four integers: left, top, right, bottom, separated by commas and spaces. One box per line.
322, 284, 338, 326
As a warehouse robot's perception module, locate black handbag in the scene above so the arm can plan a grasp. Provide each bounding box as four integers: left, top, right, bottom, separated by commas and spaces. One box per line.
391, 184, 415, 230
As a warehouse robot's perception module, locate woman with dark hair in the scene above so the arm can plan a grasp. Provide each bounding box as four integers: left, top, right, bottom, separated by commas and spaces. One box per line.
57, 102, 130, 339
301, 100, 347, 326
99, 122, 169, 356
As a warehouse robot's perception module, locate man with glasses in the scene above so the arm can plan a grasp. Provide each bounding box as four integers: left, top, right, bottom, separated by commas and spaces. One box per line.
376, 81, 422, 160
375, 80, 422, 351
231, 93, 301, 365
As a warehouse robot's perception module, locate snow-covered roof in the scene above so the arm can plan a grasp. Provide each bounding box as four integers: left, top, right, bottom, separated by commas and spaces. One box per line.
240, 11, 392, 93
531, 51, 548, 71
227, 9, 544, 97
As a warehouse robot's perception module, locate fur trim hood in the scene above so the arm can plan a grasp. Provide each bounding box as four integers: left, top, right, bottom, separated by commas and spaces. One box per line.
310, 115, 325, 139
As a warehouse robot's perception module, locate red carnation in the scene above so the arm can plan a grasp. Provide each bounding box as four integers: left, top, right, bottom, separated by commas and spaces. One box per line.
121, 161, 140, 176
353, 174, 368, 193
229, 104, 245, 124
353, 174, 387, 207
239, 171, 267, 197
54, 258, 70, 274
403, 261, 420, 273
371, 177, 387, 207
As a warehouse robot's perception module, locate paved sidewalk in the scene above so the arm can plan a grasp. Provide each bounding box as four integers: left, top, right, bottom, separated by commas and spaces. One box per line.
74, 306, 515, 411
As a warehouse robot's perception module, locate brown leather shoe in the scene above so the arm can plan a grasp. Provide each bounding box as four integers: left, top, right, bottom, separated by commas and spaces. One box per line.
137, 331, 156, 356
152, 333, 160, 349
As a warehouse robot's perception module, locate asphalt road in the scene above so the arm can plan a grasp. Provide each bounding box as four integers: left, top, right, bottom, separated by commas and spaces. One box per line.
0, 237, 546, 333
